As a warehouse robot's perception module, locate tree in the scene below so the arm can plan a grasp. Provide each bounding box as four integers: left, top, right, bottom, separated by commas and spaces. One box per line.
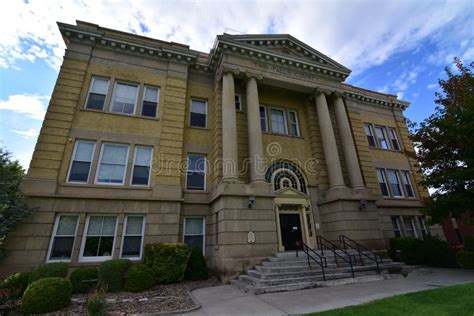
410, 58, 474, 224
0, 148, 31, 258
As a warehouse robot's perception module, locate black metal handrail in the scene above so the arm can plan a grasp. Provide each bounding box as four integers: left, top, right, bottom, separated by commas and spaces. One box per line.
317, 236, 355, 278
297, 242, 327, 281
338, 235, 381, 274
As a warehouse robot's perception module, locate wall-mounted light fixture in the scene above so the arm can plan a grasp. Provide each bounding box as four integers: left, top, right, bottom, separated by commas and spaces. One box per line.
359, 199, 367, 211
248, 194, 255, 209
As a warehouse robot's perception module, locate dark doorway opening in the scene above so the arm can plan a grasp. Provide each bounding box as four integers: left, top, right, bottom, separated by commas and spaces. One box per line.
279, 213, 303, 250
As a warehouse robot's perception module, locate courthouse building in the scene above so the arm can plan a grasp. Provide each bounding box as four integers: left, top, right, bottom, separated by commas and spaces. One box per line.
2, 21, 444, 278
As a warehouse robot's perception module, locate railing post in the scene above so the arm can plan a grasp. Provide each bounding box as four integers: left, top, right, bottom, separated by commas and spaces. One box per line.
349, 255, 355, 278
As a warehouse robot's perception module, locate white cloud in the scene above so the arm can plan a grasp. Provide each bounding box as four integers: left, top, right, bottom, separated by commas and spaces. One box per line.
10, 128, 39, 139
0, 94, 49, 120
396, 92, 404, 99
0, 0, 472, 73
427, 83, 438, 90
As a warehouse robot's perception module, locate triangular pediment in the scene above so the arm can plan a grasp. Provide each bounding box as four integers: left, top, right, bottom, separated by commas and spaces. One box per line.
275, 187, 307, 197
219, 34, 351, 75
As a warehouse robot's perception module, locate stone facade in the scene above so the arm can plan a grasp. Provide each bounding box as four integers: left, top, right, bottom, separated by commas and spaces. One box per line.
1, 21, 445, 279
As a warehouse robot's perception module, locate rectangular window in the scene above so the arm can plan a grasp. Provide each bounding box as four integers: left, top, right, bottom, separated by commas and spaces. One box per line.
190, 99, 207, 128
403, 217, 417, 238
288, 110, 300, 136
418, 216, 428, 238
141, 86, 159, 118
121, 215, 145, 259
235, 94, 242, 111
186, 154, 206, 191
391, 216, 402, 238
131, 146, 152, 186
270, 108, 288, 134
96, 143, 129, 185
375, 126, 390, 149
401, 170, 415, 197
364, 124, 376, 148
387, 169, 404, 197
48, 215, 79, 261
388, 128, 401, 150
111, 82, 138, 114
376, 168, 390, 197
68, 140, 95, 183
86, 77, 109, 110
81, 215, 117, 261
259, 105, 268, 132
184, 217, 205, 254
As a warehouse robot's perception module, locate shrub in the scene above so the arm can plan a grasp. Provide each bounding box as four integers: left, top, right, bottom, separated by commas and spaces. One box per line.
22, 277, 72, 314
144, 243, 188, 284
185, 247, 208, 281
464, 235, 474, 252
70, 267, 98, 294
87, 286, 106, 316
1, 272, 30, 298
457, 251, 474, 269
28, 262, 68, 283
98, 259, 131, 292
390, 237, 423, 264
124, 264, 156, 292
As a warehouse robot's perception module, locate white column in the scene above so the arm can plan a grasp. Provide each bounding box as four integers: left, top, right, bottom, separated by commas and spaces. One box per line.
315, 91, 345, 188
246, 76, 265, 182
222, 72, 238, 181
334, 95, 365, 188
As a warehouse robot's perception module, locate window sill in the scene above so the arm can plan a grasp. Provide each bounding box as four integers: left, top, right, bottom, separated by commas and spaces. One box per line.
262, 131, 304, 139
187, 125, 210, 131
61, 182, 152, 190
368, 146, 403, 153
80, 108, 160, 121
184, 189, 208, 194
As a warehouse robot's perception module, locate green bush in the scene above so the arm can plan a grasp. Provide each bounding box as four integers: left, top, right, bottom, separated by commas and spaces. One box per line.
185, 247, 208, 281
98, 259, 131, 292
28, 262, 69, 283
464, 235, 474, 252
70, 267, 98, 294
390, 236, 456, 267
124, 264, 156, 292
144, 243, 188, 284
87, 286, 107, 316
457, 251, 474, 269
1, 272, 30, 298
22, 277, 72, 314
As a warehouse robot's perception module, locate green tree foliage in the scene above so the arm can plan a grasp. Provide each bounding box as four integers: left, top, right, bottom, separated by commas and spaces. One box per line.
410, 59, 474, 223
185, 247, 208, 281
0, 148, 31, 258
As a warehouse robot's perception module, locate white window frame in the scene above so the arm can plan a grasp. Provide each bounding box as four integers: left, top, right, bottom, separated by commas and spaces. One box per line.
376, 168, 390, 197
375, 126, 390, 150
66, 140, 96, 184
130, 146, 153, 187
141, 85, 160, 118
418, 216, 428, 237
235, 94, 242, 111
387, 169, 404, 198
110, 81, 139, 115
46, 214, 80, 263
391, 216, 402, 238
388, 127, 401, 150
79, 215, 118, 263
185, 153, 207, 191
189, 99, 208, 128
270, 107, 288, 135
85, 76, 110, 110
120, 215, 146, 260
364, 123, 377, 148
403, 216, 418, 238
401, 170, 415, 198
95, 143, 130, 186
183, 216, 206, 255
288, 110, 300, 136
259, 105, 268, 132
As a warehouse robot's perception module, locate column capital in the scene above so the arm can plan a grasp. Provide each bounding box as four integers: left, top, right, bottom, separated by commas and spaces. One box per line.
313, 87, 332, 97
331, 90, 345, 99
215, 66, 240, 82
245, 71, 263, 81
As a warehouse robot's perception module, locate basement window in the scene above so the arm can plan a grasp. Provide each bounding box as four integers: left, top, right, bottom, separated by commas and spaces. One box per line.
184, 217, 205, 255
120, 215, 145, 259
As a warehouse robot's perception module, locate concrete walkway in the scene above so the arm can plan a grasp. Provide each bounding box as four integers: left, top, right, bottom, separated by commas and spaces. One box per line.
182, 268, 474, 315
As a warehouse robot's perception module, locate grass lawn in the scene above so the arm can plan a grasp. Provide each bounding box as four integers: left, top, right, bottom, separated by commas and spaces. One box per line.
310, 282, 474, 316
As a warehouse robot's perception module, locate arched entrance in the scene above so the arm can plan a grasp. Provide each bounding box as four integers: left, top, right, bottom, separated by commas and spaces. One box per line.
265, 161, 316, 251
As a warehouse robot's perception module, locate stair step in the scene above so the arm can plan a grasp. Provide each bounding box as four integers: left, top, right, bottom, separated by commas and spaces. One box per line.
239, 272, 352, 286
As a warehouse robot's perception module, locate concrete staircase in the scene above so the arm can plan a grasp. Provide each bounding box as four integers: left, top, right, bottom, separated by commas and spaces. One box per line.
232, 249, 405, 294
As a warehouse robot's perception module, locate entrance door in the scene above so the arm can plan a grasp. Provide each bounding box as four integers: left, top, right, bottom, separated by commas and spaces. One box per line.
279, 213, 303, 250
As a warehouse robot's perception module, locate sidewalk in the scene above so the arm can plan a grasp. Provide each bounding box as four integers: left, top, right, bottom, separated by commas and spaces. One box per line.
181, 268, 474, 316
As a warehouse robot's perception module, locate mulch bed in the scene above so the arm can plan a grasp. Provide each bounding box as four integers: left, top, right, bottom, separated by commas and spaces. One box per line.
61, 277, 219, 315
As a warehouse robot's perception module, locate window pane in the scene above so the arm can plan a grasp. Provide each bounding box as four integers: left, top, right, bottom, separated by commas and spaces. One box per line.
187, 172, 205, 190
365, 125, 376, 147
69, 161, 91, 182
122, 236, 142, 257
75, 142, 95, 161
185, 218, 204, 235
188, 155, 206, 172
87, 216, 103, 235
387, 170, 403, 196
260, 106, 267, 132
50, 237, 75, 259
184, 235, 204, 252
235, 95, 241, 110
91, 78, 108, 94
56, 216, 78, 235
135, 147, 152, 166
102, 217, 117, 235
144, 87, 158, 102
83, 236, 100, 256
190, 113, 206, 127
97, 236, 114, 256
132, 166, 150, 185
112, 83, 137, 114
289, 111, 299, 136
126, 216, 144, 235
142, 101, 157, 117
191, 100, 206, 114
86, 93, 106, 110
375, 127, 389, 149
271, 109, 287, 134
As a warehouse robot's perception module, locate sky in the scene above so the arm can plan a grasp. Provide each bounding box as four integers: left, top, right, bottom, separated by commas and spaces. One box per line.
0, 0, 473, 169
